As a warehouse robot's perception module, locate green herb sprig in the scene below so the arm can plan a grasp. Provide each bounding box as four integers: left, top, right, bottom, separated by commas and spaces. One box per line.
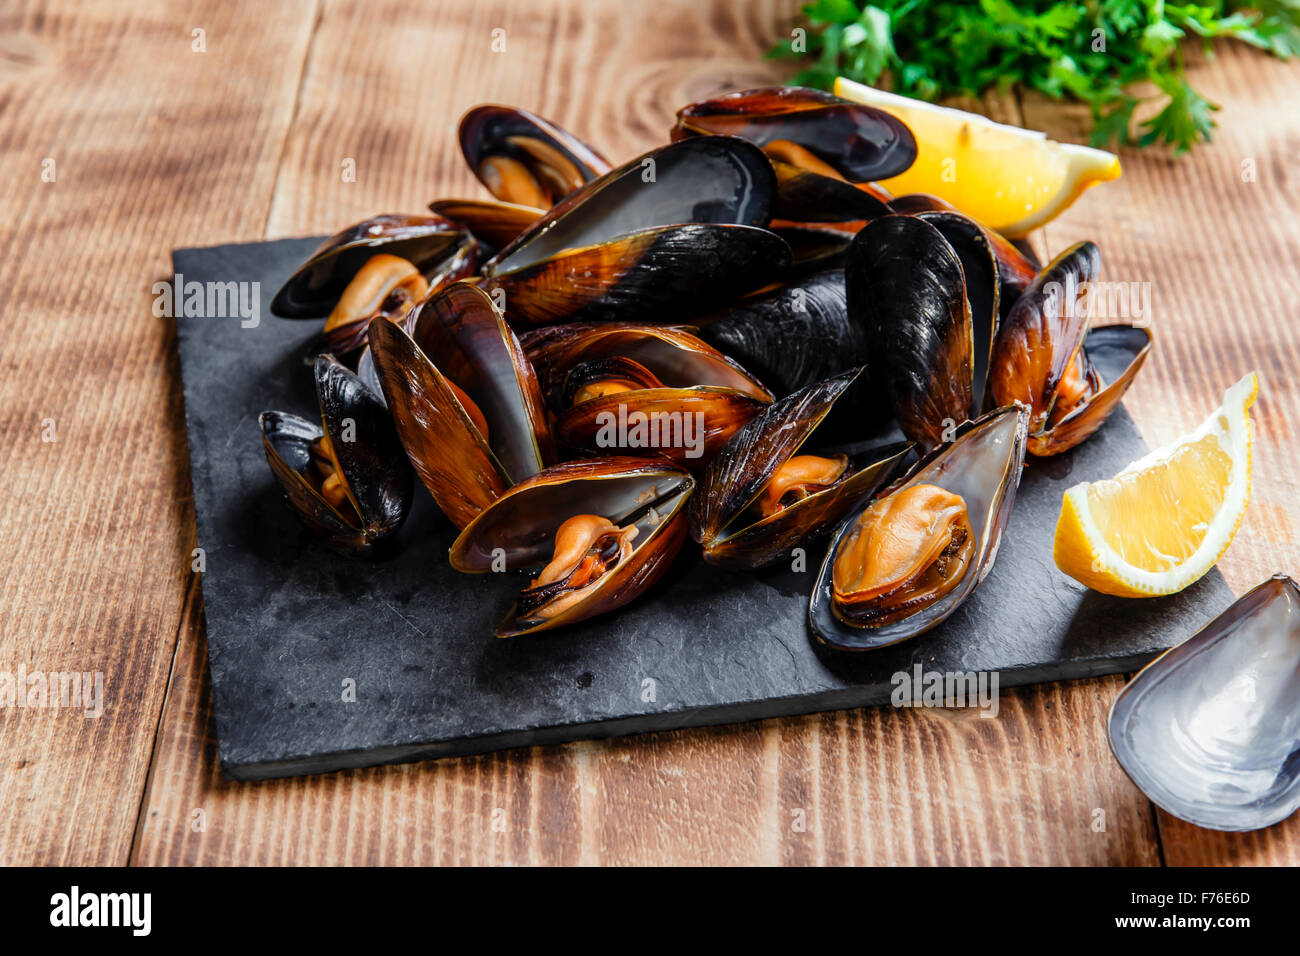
768, 0, 1300, 154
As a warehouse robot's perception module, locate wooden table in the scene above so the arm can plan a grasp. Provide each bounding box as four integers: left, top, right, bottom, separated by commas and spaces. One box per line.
2, 0, 1297, 866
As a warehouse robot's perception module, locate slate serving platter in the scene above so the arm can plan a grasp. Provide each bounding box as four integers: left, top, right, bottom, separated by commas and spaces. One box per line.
172, 237, 1232, 781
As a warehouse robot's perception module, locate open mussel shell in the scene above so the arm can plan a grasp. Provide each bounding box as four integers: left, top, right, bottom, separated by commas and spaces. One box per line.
270, 214, 469, 318
554, 386, 768, 471
367, 282, 554, 529
449, 457, 694, 637
481, 136, 788, 325
989, 242, 1151, 456
524, 323, 772, 412
429, 198, 543, 251
691, 369, 913, 569
672, 86, 916, 183
459, 105, 611, 209
848, 214, 979, 451
259, 356, 413, 557
320, 237, 483, 357
810, 404, 1030, 651
1108, 575, 1300, 832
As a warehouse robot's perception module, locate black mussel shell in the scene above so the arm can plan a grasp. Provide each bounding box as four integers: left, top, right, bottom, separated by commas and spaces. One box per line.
486, 223, 792, 326
769, 226, 852, 273
912, 209, 1037, 328
770, 161, 891, 224
672, 86, 916, 183
270, 214, 468, 318
259, 356, 413, 557
479, 136, 787, 326
697, 268, 853, 397
486, 135, 778, 275
847, 215, 975, 450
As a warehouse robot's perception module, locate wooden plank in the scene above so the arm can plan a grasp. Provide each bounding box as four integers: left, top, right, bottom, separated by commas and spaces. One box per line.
0, 0, 318, 865
133, 0, 1164, 866
1027, 43, 1300, 866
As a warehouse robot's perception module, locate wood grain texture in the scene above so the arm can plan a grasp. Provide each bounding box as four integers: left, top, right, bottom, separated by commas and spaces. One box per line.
3, 0, 1297, 865
0, 0, 318, 865
1025, 42, 1300, 867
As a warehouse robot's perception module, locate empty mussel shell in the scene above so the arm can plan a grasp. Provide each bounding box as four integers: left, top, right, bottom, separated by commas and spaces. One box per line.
259, 355, 413, 557
810, 403, 1030, 650
989, 242, 1152, 456
459, 104, 611, 209
269, 214, 469, 318
368, 281, 554, 529
691, 368, 913, 569
449, 457, 694, 637
1109, 575, 1300, 832
480, 136, 790, 325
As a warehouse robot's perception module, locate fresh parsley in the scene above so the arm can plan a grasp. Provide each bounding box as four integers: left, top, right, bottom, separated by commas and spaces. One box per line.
768, 0, 1300, 154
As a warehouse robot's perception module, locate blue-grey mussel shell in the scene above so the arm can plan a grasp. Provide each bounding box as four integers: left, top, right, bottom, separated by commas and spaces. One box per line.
1109, 574, 1300, 832
259, 356, 413, 557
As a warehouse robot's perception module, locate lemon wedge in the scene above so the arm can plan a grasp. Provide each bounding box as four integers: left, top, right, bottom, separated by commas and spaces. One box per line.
834, 77, 1121, 237
1053, 373, 1258, 597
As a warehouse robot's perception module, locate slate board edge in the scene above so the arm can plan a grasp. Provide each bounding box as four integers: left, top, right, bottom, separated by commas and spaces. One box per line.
223, 647, 1166, 781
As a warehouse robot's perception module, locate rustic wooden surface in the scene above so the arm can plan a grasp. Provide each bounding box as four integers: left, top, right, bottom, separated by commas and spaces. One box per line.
0, 0, 1296, 866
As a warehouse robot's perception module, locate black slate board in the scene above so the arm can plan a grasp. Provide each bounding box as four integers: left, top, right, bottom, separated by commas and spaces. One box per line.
172, 238, 1232, 780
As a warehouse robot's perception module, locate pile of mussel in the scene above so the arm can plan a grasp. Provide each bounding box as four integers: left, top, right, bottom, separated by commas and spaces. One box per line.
260, 88, 1151, 646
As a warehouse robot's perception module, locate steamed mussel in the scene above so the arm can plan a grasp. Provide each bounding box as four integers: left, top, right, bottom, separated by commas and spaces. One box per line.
259, 355, 414, 557
450, 457, 693, 637
269, 214, 474, 354
459, 104, 611, 209
690, 369, 912, 569
811, 404, 1030, 650
430, 106, 611, 252
989, 242, 1152, 456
